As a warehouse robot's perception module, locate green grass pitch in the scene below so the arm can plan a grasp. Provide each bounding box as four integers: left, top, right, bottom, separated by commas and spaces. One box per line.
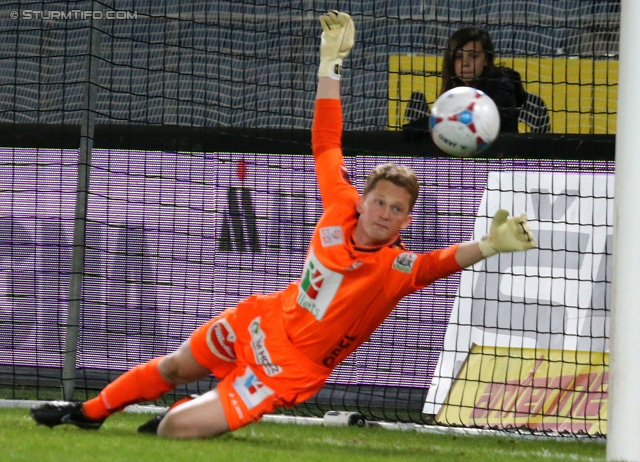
1, 408, 605, 462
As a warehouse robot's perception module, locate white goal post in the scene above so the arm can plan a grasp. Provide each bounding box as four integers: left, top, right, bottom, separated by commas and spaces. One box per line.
607, 0, 640, 460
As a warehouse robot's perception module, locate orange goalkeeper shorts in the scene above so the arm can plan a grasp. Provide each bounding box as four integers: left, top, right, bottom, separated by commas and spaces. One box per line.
189, 292, 332, 431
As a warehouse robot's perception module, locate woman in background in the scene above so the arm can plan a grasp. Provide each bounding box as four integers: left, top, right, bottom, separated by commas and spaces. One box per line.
403, 27, 528, 138
440, 27, 527, 133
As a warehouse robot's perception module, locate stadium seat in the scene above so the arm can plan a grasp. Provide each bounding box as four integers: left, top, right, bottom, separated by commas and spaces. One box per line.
518, 91, 551, 133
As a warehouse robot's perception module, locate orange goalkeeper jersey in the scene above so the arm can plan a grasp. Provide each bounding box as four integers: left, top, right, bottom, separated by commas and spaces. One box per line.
279, 98, 463, 369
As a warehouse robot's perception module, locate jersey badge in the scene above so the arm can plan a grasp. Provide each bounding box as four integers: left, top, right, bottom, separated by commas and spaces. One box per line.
319, 226, 344, 247
392, 252, 417, 274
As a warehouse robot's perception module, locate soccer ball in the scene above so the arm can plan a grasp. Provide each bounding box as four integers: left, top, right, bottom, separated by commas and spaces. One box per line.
429, 87, 500, 157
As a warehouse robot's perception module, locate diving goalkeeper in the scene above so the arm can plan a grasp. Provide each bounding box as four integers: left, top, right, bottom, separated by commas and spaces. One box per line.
30, 11, 536, 439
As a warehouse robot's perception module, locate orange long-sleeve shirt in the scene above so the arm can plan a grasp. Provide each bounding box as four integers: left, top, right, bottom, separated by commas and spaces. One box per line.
279, 99, 463, 368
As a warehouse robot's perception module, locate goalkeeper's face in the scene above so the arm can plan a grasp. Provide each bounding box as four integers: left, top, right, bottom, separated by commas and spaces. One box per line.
354, 179, 413, 247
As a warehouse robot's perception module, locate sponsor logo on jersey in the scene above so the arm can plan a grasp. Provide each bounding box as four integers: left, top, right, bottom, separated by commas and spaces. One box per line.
232, 366, 275, 410
323, 334, 357, 367
249, 317, 282, 377
297, 248, 343, 321
319, 226, 344, 247
345, 260, 363, 271
205, 318, 237, 362
392, 252, 417, 273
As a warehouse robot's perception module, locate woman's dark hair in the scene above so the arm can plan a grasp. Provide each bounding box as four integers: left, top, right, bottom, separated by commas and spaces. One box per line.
440, 27, 496, 95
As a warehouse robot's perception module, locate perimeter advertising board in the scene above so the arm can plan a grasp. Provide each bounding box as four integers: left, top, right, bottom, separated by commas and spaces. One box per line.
424, 171, 613, 434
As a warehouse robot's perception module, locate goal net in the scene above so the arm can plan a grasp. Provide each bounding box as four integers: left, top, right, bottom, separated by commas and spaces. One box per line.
0, 0, 618, 436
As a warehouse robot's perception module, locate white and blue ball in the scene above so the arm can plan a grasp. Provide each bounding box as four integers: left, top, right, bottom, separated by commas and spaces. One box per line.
429, 87, 500, 157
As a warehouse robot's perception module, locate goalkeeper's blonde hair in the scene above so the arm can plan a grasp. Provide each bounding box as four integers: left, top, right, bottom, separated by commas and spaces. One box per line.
363, 163, 419, 212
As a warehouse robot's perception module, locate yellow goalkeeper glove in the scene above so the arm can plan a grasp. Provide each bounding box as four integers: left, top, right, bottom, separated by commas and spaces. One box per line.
478, 209, 537, 258
318, 10, 355, 80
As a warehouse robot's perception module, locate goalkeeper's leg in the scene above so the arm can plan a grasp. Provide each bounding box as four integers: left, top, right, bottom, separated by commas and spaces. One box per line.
31, 341, 211, 429
30, 356, 177, 429
82, 341, 211, 420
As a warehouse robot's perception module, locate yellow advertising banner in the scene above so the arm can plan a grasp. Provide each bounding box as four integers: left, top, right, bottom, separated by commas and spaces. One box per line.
436, 345, 608, 435
389, 55, 618, 134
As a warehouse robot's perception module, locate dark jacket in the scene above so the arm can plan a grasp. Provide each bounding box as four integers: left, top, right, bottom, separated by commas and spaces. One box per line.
471, 67, 527, 133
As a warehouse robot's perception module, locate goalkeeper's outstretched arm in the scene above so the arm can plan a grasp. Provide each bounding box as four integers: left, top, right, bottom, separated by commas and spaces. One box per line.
455, 209, 537, 268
